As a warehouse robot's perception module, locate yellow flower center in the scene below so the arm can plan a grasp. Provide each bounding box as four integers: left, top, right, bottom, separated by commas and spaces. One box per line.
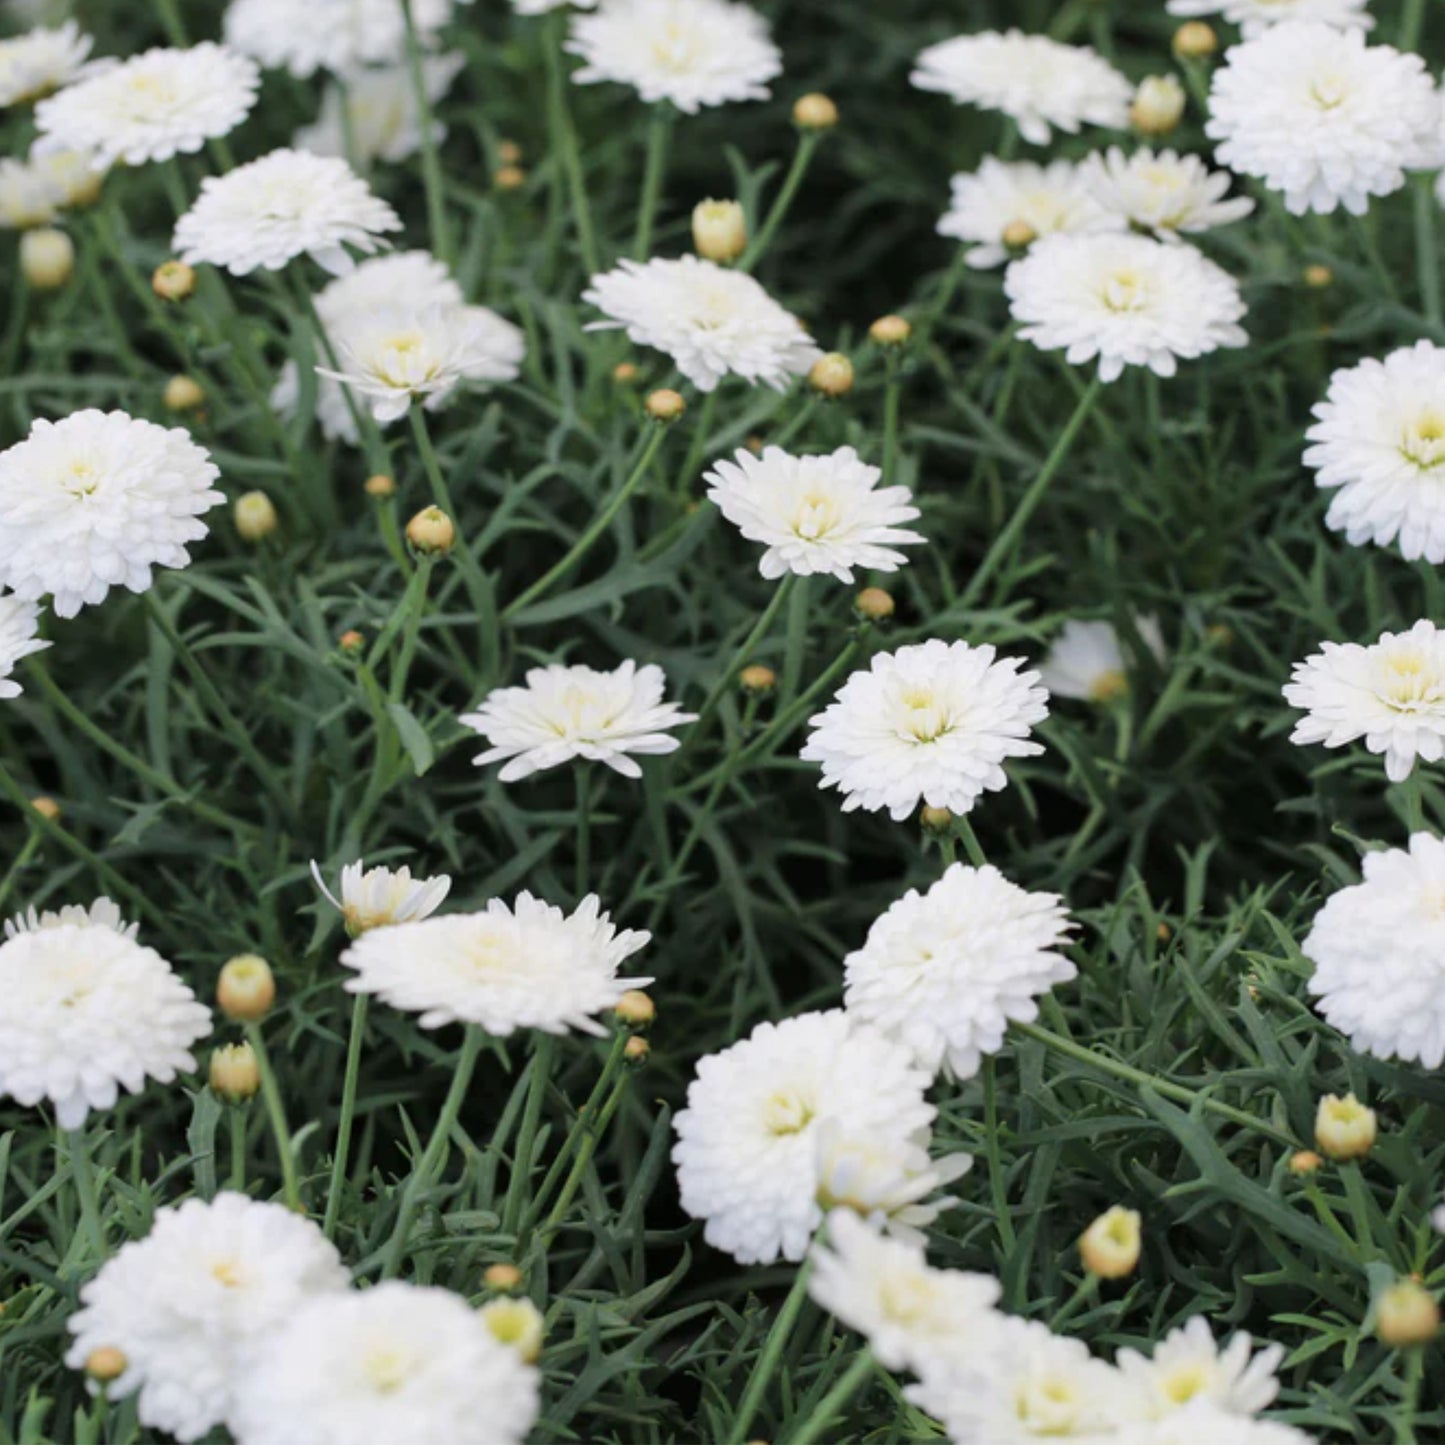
1308, 73, 1349, 110
362, 1347, 410, 1394
762, 1089, 814, 1136
1161, 1362, 1213, 1405
1400, 410, 1445, 470
1102, 270, 1148, 313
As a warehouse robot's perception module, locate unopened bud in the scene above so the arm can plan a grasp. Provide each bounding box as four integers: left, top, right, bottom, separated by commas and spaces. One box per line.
793, 93, 839, 131
1204, 623, 1234, 649
406, 505, 455, 555
740, 663, 776, 694
1172, 21, 1217, 58
615, 989, 656, 1027
1001, 219, 1037, 251
484, 1262, 524, 1293
338, 629, 365, 654
209, 1042, 261, 1102
920, 805, 953, 833
1378, 1280, 1440, 1348
234, 490, 278, 542
645, 388, 686, 423
85, 1347, 128, 1383
624, 1035, 651, 1064
480, 1297, 544, 1364
152, 260, 196, 301
1315, 1093, 1376, 1161
497, 140, 523, 166
20, 228, 74, 290
809, 352, 854, 398
869, 314, 912, 347
612, 361, 640, 385
692, 199, 748, 263
1079, 1206, 1142, 1280
1303, 264, 1334, 290
855, 586, 894, 621
1288, 1149, 1324, 1176
1129, 75, 1186, 135
364, 472, 396, 499
494, 165, 526, 191
1155, 922, 1171, 942
30, 795, 61, 822
217, 954, 276, 1023
164, 374, 206, 412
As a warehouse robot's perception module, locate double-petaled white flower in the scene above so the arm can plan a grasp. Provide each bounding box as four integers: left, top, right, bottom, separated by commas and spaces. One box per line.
223, 0, 456, 78
1083, 148, 1254, 242
1167, 0, 1372, 36
1117, 1317, 1285, 1421
310, 859, 452, 936
0, 591, 48, 698
296, 54, 465, 165
0, 20, 91, 106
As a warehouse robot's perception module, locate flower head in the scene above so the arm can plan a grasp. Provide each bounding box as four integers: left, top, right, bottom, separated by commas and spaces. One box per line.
0, 20, 91, 106
296, 54, 465, 165
1005, 232, 1248, 382
1284, 620, 1445, 783
844, 863, 1075, 1080
1039, 617, 1166, 703
566, 0, 781, 114
1117, 1317, 1284, 1420
0, 410, 223, 619
310, 859, 452, 936
1117, 1406, 1316, 1444
65, 1194, 347, 1443
461, 659, 695, 782
0, 591, 49, 698
801, 639, 1049, 821
704, 445, 923, 583
583, 255, 820, 393
4, 896, 135, 940
911, 30, 1130, 146
672, 1010, 937, 1264
1083, 148, 1254, 241
230, 1283, 540, 1445
1206, 23, 1440, 216
1302, 834, 1445, 1067
223, 0, 455, 78
340, 893, 652, 1036
1167, 0, 1372, 37
34, 43, 259, 169
173, 148, 402, 277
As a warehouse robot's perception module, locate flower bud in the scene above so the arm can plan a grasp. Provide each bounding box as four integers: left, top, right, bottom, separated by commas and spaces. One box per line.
919, 805, 953, 834
30, 795, 61, 822
1079, 1206, 1142, 1280
480, 1297, 544, 1364
1002, 219, 1038, 251
217, 954, 276, 1023
152, 260, 196, 301
1303, 264, 1333, 290
484, 1262, 524, 1293
234, 490, 278, 542
1129, 75, 1186, 135
406, 505, 456, 555
613, 361, 640, 385
338, 629, 365, 654
692, 199, 748, 263
1288, 1149, 1324, 1176
1155, 922, 1172, 942
869, 314, 912, 347
494, 165, 526, 191
1378, 1280, 1440, 1348
615, 989, 656, 1027
364, 472, 396, 499
1314, 1092, 1376, 1161
209, 1042, 261, 1103
1172, 21, 1217, 58
740, 663, 777, 695
809, 352, 854, 398
1204, 623, 1234, 649
497, 140, 523, 166
645, 388, 686, 423
164, 375, 206, 412
793, 92, 839, 131
624, 1035, 651, 1064
20, 228, 74, 290
85, 1346, 128, 1384
855, 586, 895, 621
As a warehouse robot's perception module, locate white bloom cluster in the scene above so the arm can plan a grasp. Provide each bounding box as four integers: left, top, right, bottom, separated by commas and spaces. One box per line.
1167, 0, 1372, 36
310, 858, 452, 935
224, 0, 456, 78
0, 145, 102, 229
296, 54, 466, 165
1040, 617, 1166, 704
1081, 148, 1255, 242
0, 591, 49, 698
0, 19, 91, 106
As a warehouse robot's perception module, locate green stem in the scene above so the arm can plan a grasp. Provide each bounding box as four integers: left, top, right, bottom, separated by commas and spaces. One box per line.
1050, 1274, 1101, 1330
727, 1259, 816, 1445
501, 1035, 555, 1238
739, 133, 822, 273
544, 13, 599, 277
1401, 0, 1427, 50
245, 1024, 301, 1211
954, 815, 986, 867
1413, 174, 1442, 328
982, 1059, 1016, 1253
68, 1130, 104, 1263
634, 107, 673, 260
230, 1107, 247, 1193
1396, 1348, 1424, 1444
575, 766, 592, 896
1400, 772, 1426, 836
401, 0, 451, 268
322, 993, 370, 1239
0, 832, 41, 915
881, 359, 902, 488
786, 1351, 875, 1445
779, 574, 812, 701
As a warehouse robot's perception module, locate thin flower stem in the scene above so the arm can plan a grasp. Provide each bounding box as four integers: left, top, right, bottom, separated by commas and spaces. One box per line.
1413, 175, 1442, 329
726, 1258, 816, 1445
1401, 0, 1427, 50
1395, 1348, 1425, 1445
881, 358, 902, 488
1050, 1273, 1100, 1330
954, 815, 986, 867
786, 1350, 875, 1445
322, 993, 370, 1240
0, 831, 40, 914
981, 1058, 1016, 1254
739, 132, 822, 273
245, 1024, 302, 1211
575, 766, 592, 897
779, 575, 812, 701
1400, 772, 1426, 836
501, 1035, 555, 1238
634, 107, 673, 260
401, 0, 452, 268
68, 1130, 104, 1264
544, 13, 599, 277
230, 1108, 247, 1193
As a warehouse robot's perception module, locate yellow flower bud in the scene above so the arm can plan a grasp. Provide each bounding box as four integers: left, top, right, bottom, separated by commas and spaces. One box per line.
740, 663, 777, 694
480, 1297, 545, 1364
1314, 1093, 1376, 1161
338, 629, 365, 654
209, 1042, 261, 1103
919, 805, 953, 833
497, 140, 523, 167
494, 165, 526, 191
1303, 264, 1334, 290
613, 361, 640, 385
615, 989, 656, 1027
217, 954, 276, 1023
30, 795, 61, 822
793, 93, 839, 131
85, 1347, 128, 1383
645, 388, 686, 423
405, 505, 456, 555
484, 1262, 524, 1293
855, 586, 895, 621
1079, 1206, 1142, 1280
233, 490, 278, 542
1173, 21, 1217, 58
1288, 1149, 1324, 1176
364, 472, 396, 499
809, 352, 854, 398
1378, 1280, 1440, 1348
164, 375, 206, 412
1129, 75, 1186, 136
692, 199, 748, 263
624, 1035, 651, 1064
1002, 219, 1038, 251
152, 260, 196, 301
20, 228, 74, 290
869, 314, 912, 346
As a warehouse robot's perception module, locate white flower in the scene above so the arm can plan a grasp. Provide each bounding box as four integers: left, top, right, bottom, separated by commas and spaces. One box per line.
1039, 617, 1166, 703
0, 906, 210, 1127
0, 591, 49, 698
703, 445, 923, 583
319, 302, 524, 422
801, 639, 1049, 822
230, 1282, 540, 1445
0, 20, 91, 106
1117, 1404, 1316, 1445
0, 410, 223, 619
223, 0, 455, 79
0, 155, 59, 228
1006, 232, 1248, 383
516, 0, 597, 11
844, 863, 1075, 1080
1304, 341, 1445, 563
1283, 620, 1445, 783
813, 1126, 972, 1246
66, 1194, 347, 1444
1206, 23, 1440, 217
34, 44, 259, 170
938, 158, 1123, 270
1301, 833, 1445, 1067
461, 659, 695, 782
566, 0, 781, 114
808, 1210, 1001, 1375
310, 858, 452, 936
173, 148, 402, 277
1083, 148, 1254, 242
584, 256, 820, 393
1117, 1317, 1284, 1420
4, 896, 135, 940
672, 1010, 937, 1264
1167, 0, 1372, 37
340, 893, 652, 1035
296, 54, 465, 165
910, 30, 1130, 146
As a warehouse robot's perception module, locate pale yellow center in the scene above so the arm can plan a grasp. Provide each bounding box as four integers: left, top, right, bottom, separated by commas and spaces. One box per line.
762, 1089, 814, 1136
1101, 270, 1148, 313
363, 1348, 410, 1394
1400, 410, 1445, 470
1087, 669, 1129, 704
1161, 1362, 1212, 1406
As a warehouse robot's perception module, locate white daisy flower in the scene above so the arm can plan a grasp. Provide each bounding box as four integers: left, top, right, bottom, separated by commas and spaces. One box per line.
1206, 23, 1440, 217
1167, 0, 1372, 37
0, 410, 223, 620
1304, 340, 1445, 564
910, 30, 1130, 146
1004, 232, 1249, 383
296, 54, 465, 165
65, 1194, 348, 1445
223, 0, 456, 79
1117, 1317, 1284, 1420
33, 43, 260, 170
173, 148, 402, 277
808, 1210, 1002, 1376
0, 155, 60, 229
230, 1283, 540, 1445
583, 255, 819, 393
1283, 619, 1445, 783
0, 20, 91, 106
0, 905, 211, 1127
1038, 617, 1167, 704
801, 639, 1049, 822
1082, 148, 1255, 242
566, 0, 781, 114
1302, 833, 1445, 1067
318, 302, 525, 422
0, 591, 49, 698
461, 659, 695, 782
4, 896, 136, 940
703, 445, 924, 583
340, 893, 652, 1035
309, 858, 452, 937
938, 158, 1124, 271
672, 1010, 937, 1264
844, 863, 1075, 1081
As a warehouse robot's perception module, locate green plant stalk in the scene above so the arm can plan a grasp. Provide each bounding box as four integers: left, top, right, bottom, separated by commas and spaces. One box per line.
322, 993, 370, 1240
740, 132, 822, 273
787, 1350, 875, 1445
1413, 177, 1442, 328
544, 13, 599, 276
1050, 1273, 1100, 1330
230, 1108, 247, 1193
981, 1058, 1016, 1254
1395, 1348, 1424, 1444
1401, 0, 1427, 50
881, 358, 902, 488
245, 1024, 301, 1211
68, 1130, 104, 1264
779, 575, 812, 702
634, 107, 673, 259
954, 815, 986, 867
575, 767, 592, 897
0, 831, 40, 914
726, 1258, 816, 1445
1400, 772, 1426, 836
401, 0, 452, 268
501, 1035, 556, 1238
